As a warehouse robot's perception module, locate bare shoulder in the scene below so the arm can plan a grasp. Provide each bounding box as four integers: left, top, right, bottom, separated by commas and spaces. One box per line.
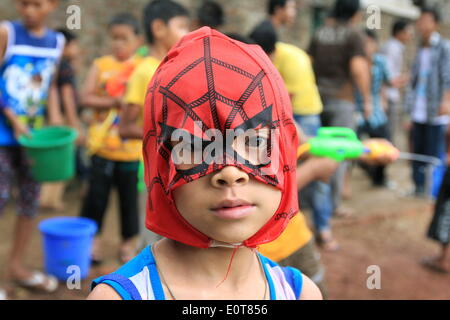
299, 274, 323, 300
86, 283, 123, 300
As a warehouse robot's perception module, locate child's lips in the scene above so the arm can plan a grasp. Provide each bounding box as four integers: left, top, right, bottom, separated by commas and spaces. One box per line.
211, 199, 256, 220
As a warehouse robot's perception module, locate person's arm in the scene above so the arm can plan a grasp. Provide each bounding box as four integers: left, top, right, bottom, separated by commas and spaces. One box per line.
296, 157, 339, 190
61, 84, 79, 128
119, 103, 143, 139
0, 25, 7, 65
87, 284, 123, 300
2, 107, 29, 138
80, 63, 121, 110
47, 79, 63, 126
438, 44, 450, 116
438, 90, 450, 116
350, 56, 372, 119
299, 274, 323, 300
61, 83, 84, 144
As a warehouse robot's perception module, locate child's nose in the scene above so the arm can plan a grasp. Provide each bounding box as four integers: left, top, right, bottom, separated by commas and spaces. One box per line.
211, 166, 249, 188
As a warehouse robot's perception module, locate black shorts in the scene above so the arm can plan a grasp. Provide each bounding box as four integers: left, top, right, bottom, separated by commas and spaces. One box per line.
427, 166, 450, 245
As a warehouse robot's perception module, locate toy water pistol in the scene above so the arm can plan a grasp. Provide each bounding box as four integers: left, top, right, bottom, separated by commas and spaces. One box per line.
297, 127, 441, 166
296, 127, 399, 162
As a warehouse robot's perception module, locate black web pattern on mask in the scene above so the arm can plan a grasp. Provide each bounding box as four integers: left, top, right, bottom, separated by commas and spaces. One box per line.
143, 37, 281, 205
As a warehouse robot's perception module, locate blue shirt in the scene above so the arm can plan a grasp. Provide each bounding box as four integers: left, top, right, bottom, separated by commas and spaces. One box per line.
0, 21, 64, 146
355, 54, 391, 129
92, 245, 303, 300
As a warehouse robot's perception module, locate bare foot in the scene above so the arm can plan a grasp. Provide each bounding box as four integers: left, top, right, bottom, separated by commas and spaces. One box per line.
334, 206, 355, 219
421, 257, 449, 274
317, 231, 340, 252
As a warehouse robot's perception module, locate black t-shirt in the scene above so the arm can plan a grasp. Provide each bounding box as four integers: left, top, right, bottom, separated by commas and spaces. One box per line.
57, 57, 79, 114
308, 23, 366, 99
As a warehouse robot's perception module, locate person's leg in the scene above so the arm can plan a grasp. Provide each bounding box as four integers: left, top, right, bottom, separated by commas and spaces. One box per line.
387, 99, 400, 146
8, 147, 41, 276
411, 122, 427, 194
294, 115, 338, 249
278, 240, 328, 298
427, 124, 448, 198
326, 99, 355, 213
80, 156, 114, 262
115, 161, 140, 263
423, 167, 450, 272
369, 123, 390, 186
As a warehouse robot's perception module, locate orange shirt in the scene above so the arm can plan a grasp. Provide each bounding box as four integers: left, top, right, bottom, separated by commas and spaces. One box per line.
258, 212, 313, 262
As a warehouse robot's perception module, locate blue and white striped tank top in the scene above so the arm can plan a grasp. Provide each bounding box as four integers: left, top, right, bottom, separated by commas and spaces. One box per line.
92, 245, 303, 300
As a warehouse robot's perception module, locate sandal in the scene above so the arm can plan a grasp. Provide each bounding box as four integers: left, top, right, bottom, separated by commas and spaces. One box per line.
14, 271, 58, 293
420, 257, 449, 274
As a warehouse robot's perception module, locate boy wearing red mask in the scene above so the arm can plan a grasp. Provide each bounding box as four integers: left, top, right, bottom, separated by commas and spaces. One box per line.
88, 27, 322, 300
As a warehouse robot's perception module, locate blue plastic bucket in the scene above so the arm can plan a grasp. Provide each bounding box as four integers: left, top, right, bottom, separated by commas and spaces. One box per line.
39, 217, 97, 281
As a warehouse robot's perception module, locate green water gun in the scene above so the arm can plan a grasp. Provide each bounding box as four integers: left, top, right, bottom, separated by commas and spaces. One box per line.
297, 127, 399, 162
138, 161, 145, 193
301, 127, 365, 162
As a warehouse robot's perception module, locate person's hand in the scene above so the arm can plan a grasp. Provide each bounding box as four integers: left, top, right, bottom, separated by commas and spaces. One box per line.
312, 157, 340, 182
391, 74, 410, 89
363, 101, 372, 120
13, 121, 30, 139
361, 138, 399, 165
438, 102, 450, 116
114, 97, 124, 110
75, 128, 86, 146
403, 120, 412, 132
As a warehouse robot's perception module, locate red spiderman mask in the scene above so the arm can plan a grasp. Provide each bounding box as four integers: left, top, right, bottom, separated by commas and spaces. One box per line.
143, 27, 298, 249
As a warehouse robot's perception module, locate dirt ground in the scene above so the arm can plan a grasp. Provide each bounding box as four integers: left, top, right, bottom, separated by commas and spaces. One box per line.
1, 154, 449, 300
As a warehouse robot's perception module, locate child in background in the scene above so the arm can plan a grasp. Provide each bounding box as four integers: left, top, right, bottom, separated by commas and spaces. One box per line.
0, 0, 64, 296
79, 13, 144, 265
88, 27, 322, 300
119, 0, 190, 250
40, 28, 84, 210
193, 0, 225, 30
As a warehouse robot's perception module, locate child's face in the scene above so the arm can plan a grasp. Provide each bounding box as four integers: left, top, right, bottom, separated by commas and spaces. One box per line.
172, 164, 282, 244
280, 0, 297, 26
109, 24, 141, 61
15, 0, 57, 29
159, 16, 190, 51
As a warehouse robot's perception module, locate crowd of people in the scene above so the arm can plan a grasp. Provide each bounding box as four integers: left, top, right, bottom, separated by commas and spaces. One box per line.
0, 0, 449, 300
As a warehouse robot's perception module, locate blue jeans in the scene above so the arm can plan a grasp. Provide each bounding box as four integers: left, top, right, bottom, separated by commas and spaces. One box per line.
294, 114, 333, 232
410, 122, 447, 197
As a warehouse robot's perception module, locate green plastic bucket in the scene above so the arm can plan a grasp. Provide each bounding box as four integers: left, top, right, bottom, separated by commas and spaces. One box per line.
18, 126, 78, 182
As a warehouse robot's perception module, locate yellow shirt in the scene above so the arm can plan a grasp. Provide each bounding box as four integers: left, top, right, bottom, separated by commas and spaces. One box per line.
88, 55, 143, 162
258, 212, 313, 262
273, 42, 323, 116
124, 56, 161, 107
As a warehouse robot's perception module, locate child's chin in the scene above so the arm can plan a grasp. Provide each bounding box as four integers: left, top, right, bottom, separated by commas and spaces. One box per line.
208, 230, 257, 245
